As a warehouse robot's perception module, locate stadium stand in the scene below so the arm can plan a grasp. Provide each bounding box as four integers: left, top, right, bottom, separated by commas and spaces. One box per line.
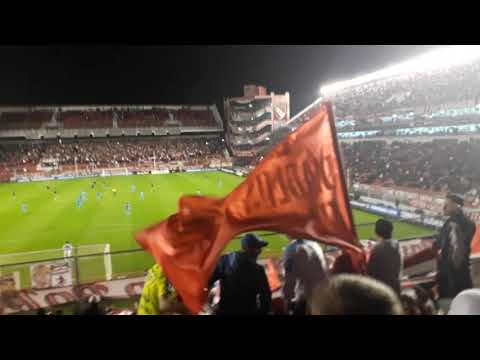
0, 105, 222, 137
0, 136, 226, 171
341, 139, 480, 198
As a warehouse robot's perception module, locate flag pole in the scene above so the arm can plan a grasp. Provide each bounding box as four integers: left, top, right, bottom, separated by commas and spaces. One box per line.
325, 101, 359, 241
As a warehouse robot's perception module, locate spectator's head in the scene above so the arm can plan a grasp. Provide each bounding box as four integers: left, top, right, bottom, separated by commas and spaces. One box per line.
330, 252, 355, 275
400, 288, 422, 315
74, 295, 106, 315
448, 289, 480, 315
444, 194, 463, 217
375, 219, 393, 241
241, 233, 268, 258
37, 308, 47, 315
310, 274, 403, 315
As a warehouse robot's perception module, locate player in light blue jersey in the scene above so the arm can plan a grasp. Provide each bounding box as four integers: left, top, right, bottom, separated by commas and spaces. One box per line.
140, 191, 145, 201
20, 203, 28, 214
217, 178, 222, 189
131, 185, 136, 193
76, 196, 84, 209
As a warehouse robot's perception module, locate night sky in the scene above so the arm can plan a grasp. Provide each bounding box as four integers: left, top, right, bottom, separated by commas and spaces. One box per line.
0, 45, 441, 115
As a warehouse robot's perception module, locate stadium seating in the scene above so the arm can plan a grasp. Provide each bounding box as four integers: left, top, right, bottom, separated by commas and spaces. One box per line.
0, 136, 226, 171
0, 106, 220, 134
0, 111, 53, 130
342, 139, 480, 198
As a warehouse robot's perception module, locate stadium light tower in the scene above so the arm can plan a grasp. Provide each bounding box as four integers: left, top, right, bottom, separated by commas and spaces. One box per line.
320, 45, 480, 96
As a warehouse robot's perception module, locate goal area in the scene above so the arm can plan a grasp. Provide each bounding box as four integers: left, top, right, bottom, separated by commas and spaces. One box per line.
0, 244, 112, 290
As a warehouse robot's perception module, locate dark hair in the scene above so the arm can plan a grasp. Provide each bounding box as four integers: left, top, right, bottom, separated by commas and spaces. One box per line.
400, 286, 437, 315
74, 296, 106, 315
310, 274, 403, 315
446, 193, 464, 207
375, 219, 393, 239
331, 253, 355, 275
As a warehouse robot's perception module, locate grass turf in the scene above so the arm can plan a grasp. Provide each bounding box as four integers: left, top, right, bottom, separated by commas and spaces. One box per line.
0, 171, 434, 288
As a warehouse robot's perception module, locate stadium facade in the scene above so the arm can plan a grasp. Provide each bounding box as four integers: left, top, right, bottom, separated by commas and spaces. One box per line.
224, 84, 290, 164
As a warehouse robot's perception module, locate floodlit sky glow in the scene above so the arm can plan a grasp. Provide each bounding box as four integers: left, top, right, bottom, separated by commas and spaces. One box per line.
320, 45, 480, 96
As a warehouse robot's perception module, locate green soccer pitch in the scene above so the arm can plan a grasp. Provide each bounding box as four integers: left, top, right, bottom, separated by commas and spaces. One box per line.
0, 171, 434, 288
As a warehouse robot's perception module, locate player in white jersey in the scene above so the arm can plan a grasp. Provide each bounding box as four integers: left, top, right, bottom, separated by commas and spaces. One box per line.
63, 242, 73, 260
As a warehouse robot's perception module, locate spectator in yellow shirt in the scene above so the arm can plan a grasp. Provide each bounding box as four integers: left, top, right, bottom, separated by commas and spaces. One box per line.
137, 264, 188, 315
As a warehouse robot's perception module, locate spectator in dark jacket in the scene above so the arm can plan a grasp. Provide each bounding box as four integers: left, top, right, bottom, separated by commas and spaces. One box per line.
367, 219, 402, 294
435, 194, 476, 300
209, 233, 272, 315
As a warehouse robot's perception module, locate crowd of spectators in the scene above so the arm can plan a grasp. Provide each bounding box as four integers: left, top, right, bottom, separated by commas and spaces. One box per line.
329, 61, 480, 119
341, 139, 480, 199
0, 137, 226, 170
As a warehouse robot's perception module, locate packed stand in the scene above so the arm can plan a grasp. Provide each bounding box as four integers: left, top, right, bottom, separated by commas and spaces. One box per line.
0, 137, 226, 170
341, 139, 480, 199
329, 61, 480, 119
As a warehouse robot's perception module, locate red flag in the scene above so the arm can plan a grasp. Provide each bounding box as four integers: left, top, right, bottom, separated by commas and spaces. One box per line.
471, 225, 480, 255
136, 102, 365, 314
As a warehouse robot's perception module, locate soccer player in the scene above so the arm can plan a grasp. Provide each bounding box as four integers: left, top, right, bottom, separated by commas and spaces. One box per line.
131, 185, 136, 193
20, 203, 28, 214
76, 196, 84, 209
140, 191, 145, 201
217, 178, 222, 189
96, 192, 102, 201
112, 188, 117, 196
124, 202, 132, 216
12, 191, 16, 199
150, 183, 155, 193
63, 242, 73, 260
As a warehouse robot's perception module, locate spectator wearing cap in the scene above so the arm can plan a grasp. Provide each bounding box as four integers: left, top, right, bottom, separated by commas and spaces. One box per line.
208, 233, 272, 315
282, 237, 329, 315
367, 219, 402, 294
435, 194, 476, 301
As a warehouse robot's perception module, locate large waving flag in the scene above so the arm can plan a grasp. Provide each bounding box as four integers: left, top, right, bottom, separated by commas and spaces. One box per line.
136, 102, 365, 313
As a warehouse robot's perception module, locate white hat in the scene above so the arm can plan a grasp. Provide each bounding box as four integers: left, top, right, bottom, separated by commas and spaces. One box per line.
448, 289, 480, 315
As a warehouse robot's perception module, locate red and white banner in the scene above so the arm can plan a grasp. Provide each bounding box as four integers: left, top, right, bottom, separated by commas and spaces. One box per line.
0, 276, 146, 315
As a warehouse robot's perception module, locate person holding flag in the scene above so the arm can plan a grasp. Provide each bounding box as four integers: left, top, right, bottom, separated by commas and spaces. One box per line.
136, 102, 365, 314
137, 264, 189, 315
282, 236, 329, 315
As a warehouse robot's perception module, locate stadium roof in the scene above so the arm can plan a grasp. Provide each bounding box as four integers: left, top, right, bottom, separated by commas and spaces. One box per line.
320, 45, 480, 96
